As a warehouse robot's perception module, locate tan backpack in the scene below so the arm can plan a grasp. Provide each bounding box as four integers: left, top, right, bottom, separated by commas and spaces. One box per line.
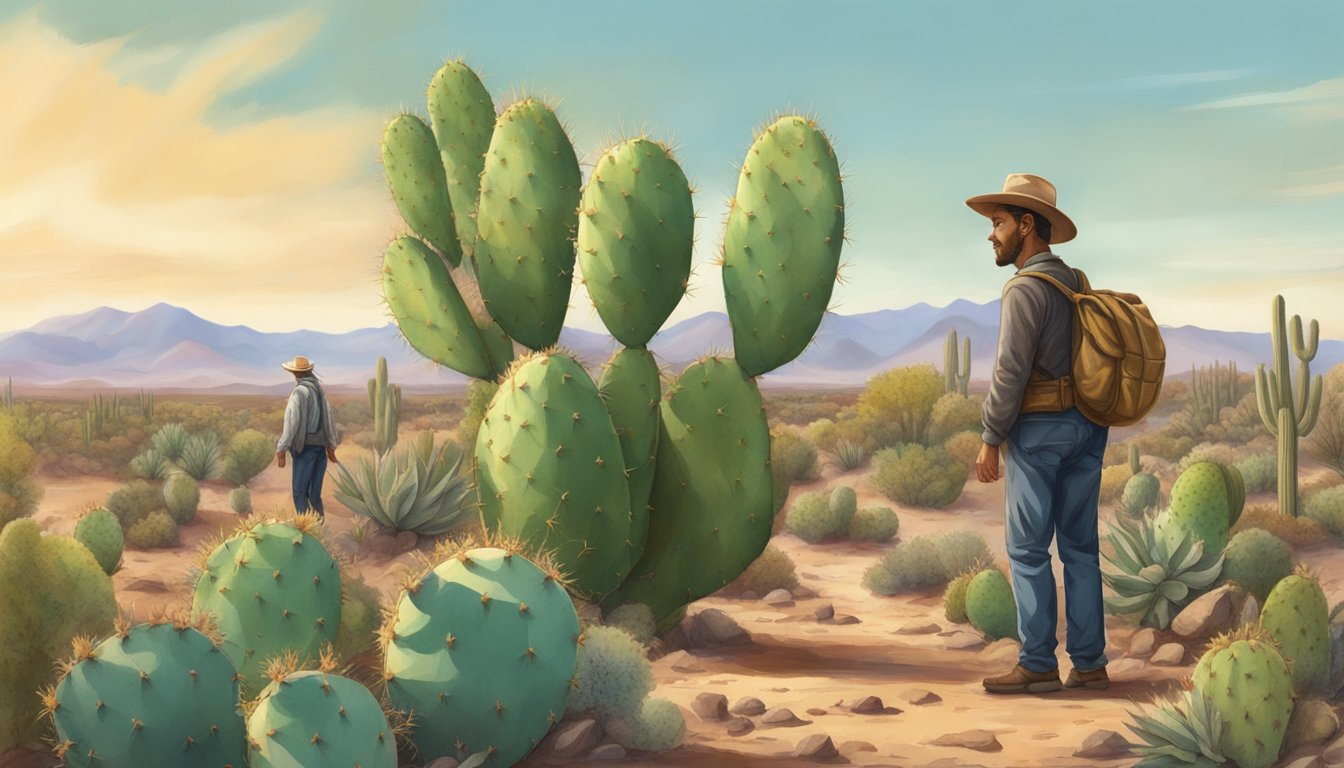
1015, 268, 1166, 427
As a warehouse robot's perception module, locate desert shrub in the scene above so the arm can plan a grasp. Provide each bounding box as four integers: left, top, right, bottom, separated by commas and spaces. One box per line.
1202, 391, 1273, 445
1099, 462, 1134, 504
1221, 528, 1292, 602
457, 379, 498, 449
944, 570, 977, 623
105, 479, 165, 530
1178, 442, 1242, 474
1233, 451, 1277, 494
1230, 504, 1327, 550
604, 603, 656, 646
871, 444, 967, 508
566, 625, 654, 719
847, 506, 899, 542
834, 417, 877, 453
855, 364, 944, 447
927, 392, 982, 445
805, 418, 840, 453
128, 448, 170, 480
833, 438, 869, 470
1133, 432, 1198, 463
151, 422, 191, 461
936, 530, 993, 576
1307, 369, 1344, 478
784, 490, 844, 543
863, 535, 945, 595
125, 510, 179, 549
771, 426, 817, 485
223, 428, 274, 485
162, 472, 200, 524
1304, 486, 1344, 540
943, 431, 981, 469
228, 486, 252, 515
728, 544, 799, 595
602, 697, 686, 752
177, 432, 221, 481
0, 417, 41, 528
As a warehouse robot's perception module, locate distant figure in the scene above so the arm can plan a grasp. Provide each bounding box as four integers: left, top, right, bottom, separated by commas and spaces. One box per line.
275, 355, 340, 517
966, 175, 1110, 694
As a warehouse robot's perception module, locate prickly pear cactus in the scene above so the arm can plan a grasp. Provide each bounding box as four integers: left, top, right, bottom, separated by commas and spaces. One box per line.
191, 517, 342, 694
596, 347, 661, 555
381, 546, 580, 766
1193, 625, 1295, 768
965, 568, 1018, 640
475, 351, 636, 598
74, 506, 123, 575
1260, 565, 1330, 696
427, 59, 495, 262
944, 570, 977, 624
1222, 528, 1293, 603
247, 668, 396, 768
0, 519, 117, 752
1168, 462, 1244, 554
1121, 447, 1160, 517
47, 619, 247, 768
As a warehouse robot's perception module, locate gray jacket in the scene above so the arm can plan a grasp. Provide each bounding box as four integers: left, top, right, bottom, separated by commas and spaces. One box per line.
981, 251, 1079, 446
276, 376, 339, 452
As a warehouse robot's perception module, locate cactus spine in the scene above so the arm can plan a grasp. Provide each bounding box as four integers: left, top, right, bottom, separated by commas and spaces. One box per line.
1255, 295, 1322, 517
367, 356, 401, 455
944, 329, 970, 395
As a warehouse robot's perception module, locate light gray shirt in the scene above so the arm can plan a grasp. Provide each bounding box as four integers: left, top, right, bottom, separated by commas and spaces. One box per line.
981, 251, 1079, 446
277, 377, 339, 452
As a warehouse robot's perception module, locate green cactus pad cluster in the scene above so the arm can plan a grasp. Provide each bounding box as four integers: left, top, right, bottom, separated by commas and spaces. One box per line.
475, 351, 636, 598
1192, 626, 1295, 768
1222, 528, 1293, 603
74, 507, 123, 575
191, 519, 342, 694
601, 357, 772, 629
1260, 566, 1330, 695
596, 347, 662, 554
382, 113, 462, 265
382, 546, 580, 766
1168, 462, 1244, 554
722, 116, 844, 377
247, 669, 396, 768
944, 570, 978, 623
427, 60, 495, 262
577, 138, 693, 347
50, 621, 247, 768
473, 99, 581, 351
965, 568, 1018, 640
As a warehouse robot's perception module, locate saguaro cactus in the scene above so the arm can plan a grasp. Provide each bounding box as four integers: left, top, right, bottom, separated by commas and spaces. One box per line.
367, 356, 401, 455
944, 329, 971, 395
1255, 294, 1322, 517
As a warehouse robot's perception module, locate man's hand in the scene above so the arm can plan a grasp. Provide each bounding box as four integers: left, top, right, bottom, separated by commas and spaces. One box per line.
276, 451, 286, 469
976, 442, 1001, 483
327, 446, 339, 464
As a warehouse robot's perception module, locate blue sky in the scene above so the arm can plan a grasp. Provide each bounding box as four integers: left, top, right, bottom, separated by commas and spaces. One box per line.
0, 0, 1341, 338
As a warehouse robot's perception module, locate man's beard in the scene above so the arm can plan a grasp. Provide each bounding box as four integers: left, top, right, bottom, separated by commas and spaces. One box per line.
994, 238, 1022, 267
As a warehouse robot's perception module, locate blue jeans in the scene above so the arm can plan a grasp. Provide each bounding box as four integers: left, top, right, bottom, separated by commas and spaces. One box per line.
1003, 406, 1109, 673
290, 444, 328, 517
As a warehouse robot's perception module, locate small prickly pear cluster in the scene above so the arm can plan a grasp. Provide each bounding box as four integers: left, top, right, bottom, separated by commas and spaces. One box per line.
1221, 528, 1293, 603
74, 506, 123, 575
965, 568, 1017, 640
1192, 624, 1295, 768
1260, 564, 1330, 696
1163, 461, 1245, 554
1120, 445, 1160, 518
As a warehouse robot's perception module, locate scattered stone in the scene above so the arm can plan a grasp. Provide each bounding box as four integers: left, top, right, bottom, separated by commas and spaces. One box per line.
589, 744, 627, 760
741, 590, 759, 600
1239, 594, 1261, 628
1108, 658, 1147, 679
794, 584, 819, 598
1286, 699, 1340, 752
807, 707, 829, 716
688, 609, 751, 647
732, 696, 767, 716
764, 589, 794, 605
543, 718, 603, 759
395, 530, 419, 553
794, 734, 839, 759
122, 576, 169, 593
1073, 729, 1133, 759
839, 740, 878, 755
726, 716, 755, 736
662, 650, 706, 673
1150, 643, 1187, 666
692, 692, 729, 721
761, 707, 810, 727
424, 758, 459, 768
1129, 628, 1158, 657
847, 696, 885, 715
815, 604, 835, 621
933, 730, 1003, 752
895, 621, 941, 635
944, 632, 987, 651
1171, 584, 1237, 638
900, 689, 942, 706
833, 614, 861, 625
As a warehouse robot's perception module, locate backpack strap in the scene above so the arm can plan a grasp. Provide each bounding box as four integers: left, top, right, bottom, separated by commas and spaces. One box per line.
1013, 268, 1085, 301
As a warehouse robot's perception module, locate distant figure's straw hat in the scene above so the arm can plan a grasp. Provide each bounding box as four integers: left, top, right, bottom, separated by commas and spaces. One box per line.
281, 355, 314, 373
965, 173, 1077, 244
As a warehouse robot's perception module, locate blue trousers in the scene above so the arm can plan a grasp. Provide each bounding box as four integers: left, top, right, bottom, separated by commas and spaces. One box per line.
290, 444, 328, 517
1003, 406, 1109, 673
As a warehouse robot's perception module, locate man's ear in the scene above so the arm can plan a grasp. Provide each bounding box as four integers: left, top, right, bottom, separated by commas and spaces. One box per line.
1020, 212, 1035, 236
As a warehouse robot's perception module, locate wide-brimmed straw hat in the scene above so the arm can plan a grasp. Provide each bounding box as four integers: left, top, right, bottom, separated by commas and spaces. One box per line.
965, 173, 1077, 244
281, 355, 314, 373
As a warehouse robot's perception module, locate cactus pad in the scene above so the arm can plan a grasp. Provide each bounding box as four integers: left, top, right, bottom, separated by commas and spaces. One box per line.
381, 113, 461, 265
247, 669, 395, 768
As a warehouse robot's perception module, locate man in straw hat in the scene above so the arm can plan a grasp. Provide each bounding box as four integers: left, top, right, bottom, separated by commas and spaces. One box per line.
965, 174, 1110, 694
275, 355, 340, 518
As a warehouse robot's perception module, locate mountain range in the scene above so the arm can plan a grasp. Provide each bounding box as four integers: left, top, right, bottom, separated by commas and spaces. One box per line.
1, 301, 1340, 394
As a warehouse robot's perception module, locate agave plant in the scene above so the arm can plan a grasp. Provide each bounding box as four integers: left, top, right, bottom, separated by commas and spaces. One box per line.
177, 432, 222, 481
331, 431, 474, 536
834, 438, 868, 471
1125, 686, 1227, 767
129, 448, 170, 480
151, 422, 191, 461
1102, 510, 1223, 630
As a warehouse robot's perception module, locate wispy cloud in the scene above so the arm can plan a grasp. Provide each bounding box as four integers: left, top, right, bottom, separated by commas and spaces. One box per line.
1184, 77, 1344, 120
1107, 69, 1255, 90
1276, 164, 1344, 198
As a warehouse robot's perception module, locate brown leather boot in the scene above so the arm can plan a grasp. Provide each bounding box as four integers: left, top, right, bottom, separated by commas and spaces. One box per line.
1065, 665, 1109, 690
982, 664, 1061, 694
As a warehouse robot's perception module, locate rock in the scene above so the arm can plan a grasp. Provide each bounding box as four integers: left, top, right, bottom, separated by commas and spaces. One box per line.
932, 730, 1003, 752
732, 696, 767, 716
1328, 621, 1344, 698
1108, 658, 1147, 679
815, 603, 835, 620
662, 650, 705, 673
761, 707, 810, 727
1171, 584, 1237, 638
542, 718, 603, 759
692, 692, 729, 721
367, 527, 400, 558
589, 744, 627, 760
839, 741, 878, 755
764, 589, 794, 605
1073, 729, 1133, 759
847, 696, 885, 715
900, 689, 942, 706
944, 631, 987, 650
794, 734, 839, 759
1286, 699, 1341, 752
122, 576, 170, 593
1150, 643, 1187, 666
726, 716, 755, 736
894, 621, 941, 635
807, 707, 829, 716
1129, 628, 1158, 657
1322, 732, 1344, 765
688, 609, 751, 647
1239, 594, 1261, 628
741, 590, 759, 600
833, 614, 861, 625
395, 530, 419, 553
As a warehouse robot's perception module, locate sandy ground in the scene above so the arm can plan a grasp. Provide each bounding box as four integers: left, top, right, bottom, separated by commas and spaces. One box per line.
23, 450, 1344, 768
